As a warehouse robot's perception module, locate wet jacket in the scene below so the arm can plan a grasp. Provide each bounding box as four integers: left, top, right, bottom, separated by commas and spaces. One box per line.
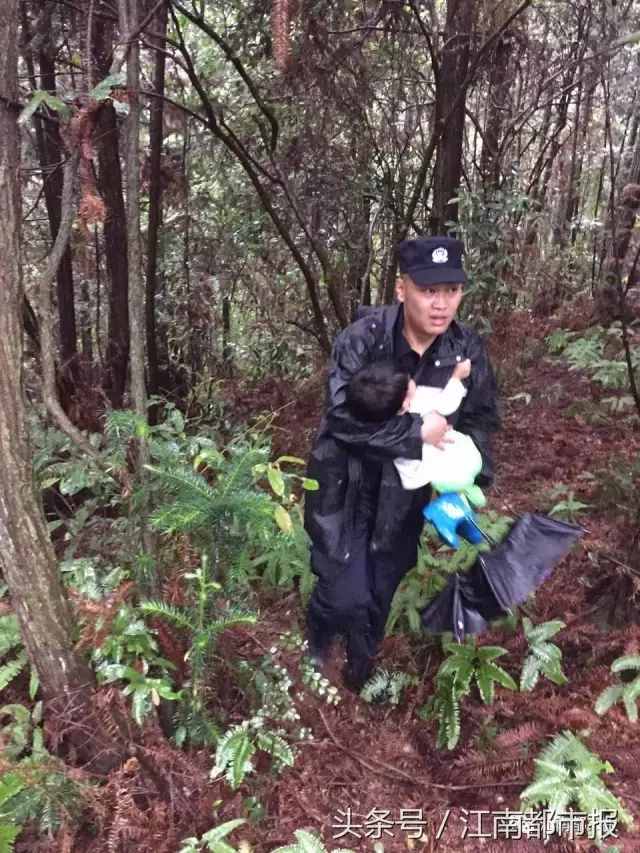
303, 303, 500, 564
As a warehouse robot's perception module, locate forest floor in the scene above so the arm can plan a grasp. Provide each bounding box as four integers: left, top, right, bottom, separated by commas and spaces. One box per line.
213, 309, 640, 853
16, 310, 640, 853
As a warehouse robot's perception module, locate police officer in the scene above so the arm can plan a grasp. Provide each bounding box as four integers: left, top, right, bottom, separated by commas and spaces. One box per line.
303, 237, 500, 689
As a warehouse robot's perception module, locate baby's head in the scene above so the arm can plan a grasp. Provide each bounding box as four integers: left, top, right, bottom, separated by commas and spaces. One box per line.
346, 361, 416, 422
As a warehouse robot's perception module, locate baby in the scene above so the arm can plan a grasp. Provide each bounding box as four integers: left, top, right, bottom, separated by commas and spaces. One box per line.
345, 358, 483, 491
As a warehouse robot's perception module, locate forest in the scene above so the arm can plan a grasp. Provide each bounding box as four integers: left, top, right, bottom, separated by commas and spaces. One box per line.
0, 0, 640, 850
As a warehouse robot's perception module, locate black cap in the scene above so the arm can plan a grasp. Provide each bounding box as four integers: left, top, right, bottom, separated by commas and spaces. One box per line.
398, 236, 466, 287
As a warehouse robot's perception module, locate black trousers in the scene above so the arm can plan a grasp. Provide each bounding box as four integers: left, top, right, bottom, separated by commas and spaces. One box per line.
306, 521, 420, 684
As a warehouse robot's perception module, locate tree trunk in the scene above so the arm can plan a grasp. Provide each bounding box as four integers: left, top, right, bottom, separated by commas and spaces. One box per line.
570, 79, 597, 244
119, 0, 156, 580
121, 0, 146, 414
35, 5, 79, 379
93, 4, 130, 408
221, 274, 232, 374
596, 93, 640, 289
430, 0, 474, 234
479, 32, 515, 192
145, 0, 168, 399
182, 121, 197, 382
537, 87, 573, 209
0, 0, 123, 773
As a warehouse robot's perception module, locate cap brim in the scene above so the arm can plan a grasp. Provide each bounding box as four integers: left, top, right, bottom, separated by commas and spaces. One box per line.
408, 267, 466, 287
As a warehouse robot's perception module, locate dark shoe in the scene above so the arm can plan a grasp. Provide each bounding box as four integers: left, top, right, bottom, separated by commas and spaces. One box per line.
307, 638, 333, 669
305, 620, 335, 666
342, 658, 374, 693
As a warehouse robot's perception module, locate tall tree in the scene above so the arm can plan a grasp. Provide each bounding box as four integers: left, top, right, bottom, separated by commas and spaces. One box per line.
93, 2, 130, 408
22, 1, 79, 385
119, 0, 146, 420
0, 0, 122, 772
479, 23, 518, 192
430, 0, 475, 233
145, 0, 168, 398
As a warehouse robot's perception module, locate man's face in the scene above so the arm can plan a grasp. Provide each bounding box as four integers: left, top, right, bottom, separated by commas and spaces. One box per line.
395, 276, 463, 337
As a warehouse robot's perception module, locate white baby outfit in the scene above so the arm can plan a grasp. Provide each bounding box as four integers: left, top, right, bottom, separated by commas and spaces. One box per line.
394, 378, 479, 490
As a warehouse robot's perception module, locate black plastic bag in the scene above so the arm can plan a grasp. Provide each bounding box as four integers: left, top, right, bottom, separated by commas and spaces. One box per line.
421, 513, 584, 642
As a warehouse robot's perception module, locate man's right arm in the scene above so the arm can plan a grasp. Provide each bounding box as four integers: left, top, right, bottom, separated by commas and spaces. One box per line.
324, 330, 447, 462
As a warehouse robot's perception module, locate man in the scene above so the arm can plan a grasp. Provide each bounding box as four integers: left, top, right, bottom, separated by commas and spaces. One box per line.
303, 236, 500, 689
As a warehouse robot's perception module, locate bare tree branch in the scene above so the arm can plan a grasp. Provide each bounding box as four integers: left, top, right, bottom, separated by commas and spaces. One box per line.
38, 148, 106, 464
171, 0, 279, 152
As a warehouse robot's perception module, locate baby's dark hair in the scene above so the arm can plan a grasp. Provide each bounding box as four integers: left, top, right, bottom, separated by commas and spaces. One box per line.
345, 361, 410, 422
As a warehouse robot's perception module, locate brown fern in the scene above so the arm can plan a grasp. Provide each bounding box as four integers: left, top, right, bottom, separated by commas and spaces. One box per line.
494, 721, 543, 749
451, 747, 531, 783
107, 778, 148, 853
152, 619, 188, 684
72, 581, 135, 651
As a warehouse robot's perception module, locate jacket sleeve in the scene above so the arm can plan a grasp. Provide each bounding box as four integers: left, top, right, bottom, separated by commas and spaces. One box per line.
324, 329, 424, 462
455, 333, 500, 486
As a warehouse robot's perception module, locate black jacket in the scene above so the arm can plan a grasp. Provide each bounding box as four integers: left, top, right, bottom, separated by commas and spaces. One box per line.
304, 303, 500, 564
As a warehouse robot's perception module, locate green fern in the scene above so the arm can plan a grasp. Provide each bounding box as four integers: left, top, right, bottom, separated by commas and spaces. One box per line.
0, 616, 29, 698
211, 722, 294, 790
0, 615, 37, 703
422, 639, 516, 750
145, 436, 318, 603
0, 704, 36, 761
595, 654, 640, 722
272, 829, 355, 853
178, 818, 247, 853
0, 616, 22, 660
520, 618, 568, 691
547, 324, 640, 392
0, 707, 86, 840
255, 730, 295, 767
105, 409, 149, 441
439, 640, 516, 705
173, 701, 220, 749
360, 669, 414, 706
424, 674, 463, 751
4, 761, 84, 837
0, 821, 20, 853
521, 731, 633, 836
212, 724, 255, 789
0, 773, 24, 852
178, 820, 351, 853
